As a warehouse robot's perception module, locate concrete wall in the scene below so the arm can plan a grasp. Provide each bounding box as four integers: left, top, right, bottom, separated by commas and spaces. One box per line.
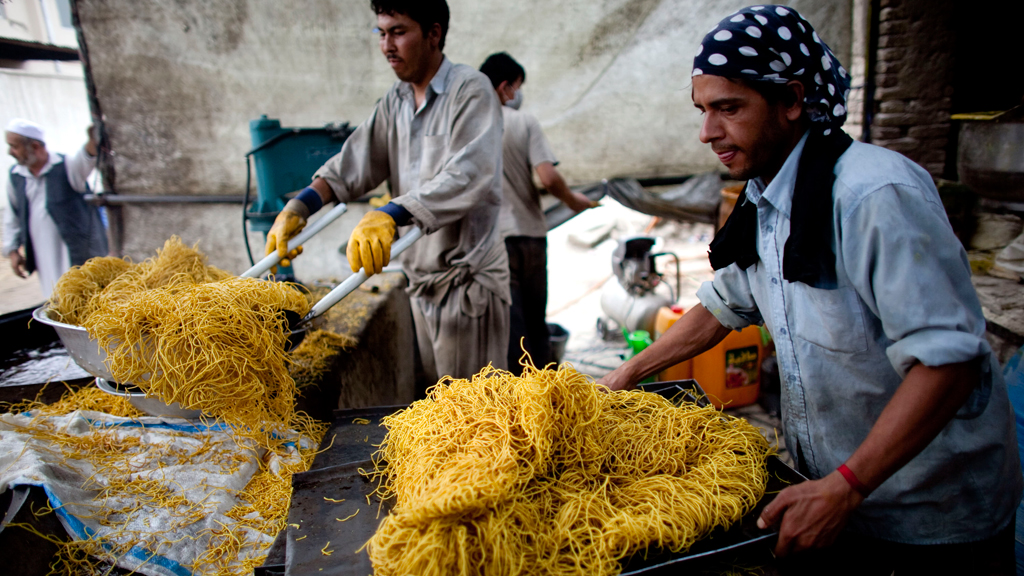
74, 0, 852, 276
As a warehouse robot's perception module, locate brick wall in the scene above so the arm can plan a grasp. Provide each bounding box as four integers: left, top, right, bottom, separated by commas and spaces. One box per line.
869, 0, 954, 177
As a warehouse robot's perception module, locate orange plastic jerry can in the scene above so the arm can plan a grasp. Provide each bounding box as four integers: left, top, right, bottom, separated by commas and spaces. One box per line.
691, 325, 763, 409
655, 305, 693, 381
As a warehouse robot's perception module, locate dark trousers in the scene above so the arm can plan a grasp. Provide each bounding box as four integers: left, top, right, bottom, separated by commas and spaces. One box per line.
505, 236, 551, 376
779, 514, 1016, 576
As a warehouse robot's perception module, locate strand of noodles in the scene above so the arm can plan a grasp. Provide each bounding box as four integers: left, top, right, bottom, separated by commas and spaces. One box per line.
48, 256, 132, 325
49, 236, 230, 325
367, 362, 771, 576
289, 329, 357, 389
82, 276, 309, 447
47, 236, 314, 447
2, 388, 327, 576
96, 235, 231, 302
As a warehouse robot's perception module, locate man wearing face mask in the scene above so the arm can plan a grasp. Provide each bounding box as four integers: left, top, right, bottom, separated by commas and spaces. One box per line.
265, 0, 510, 382
479, 53, 594, 374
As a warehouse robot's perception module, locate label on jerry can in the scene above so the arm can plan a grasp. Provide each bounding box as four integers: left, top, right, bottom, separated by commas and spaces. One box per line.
725, 346, 759, 389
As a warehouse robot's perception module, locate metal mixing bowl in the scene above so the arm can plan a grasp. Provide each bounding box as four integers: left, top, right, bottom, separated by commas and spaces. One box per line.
95, 378, 204, 419
33, 306, 206, 419
32, 305, 116, 381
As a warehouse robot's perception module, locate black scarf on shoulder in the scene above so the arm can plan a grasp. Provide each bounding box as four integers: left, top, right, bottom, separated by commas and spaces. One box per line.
708, 129, 854, 289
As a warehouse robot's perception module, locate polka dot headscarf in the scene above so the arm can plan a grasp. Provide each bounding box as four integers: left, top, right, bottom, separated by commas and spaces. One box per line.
692, 5, 850, 132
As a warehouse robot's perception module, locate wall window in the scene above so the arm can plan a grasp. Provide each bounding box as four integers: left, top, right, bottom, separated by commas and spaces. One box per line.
56, 0, 73, 28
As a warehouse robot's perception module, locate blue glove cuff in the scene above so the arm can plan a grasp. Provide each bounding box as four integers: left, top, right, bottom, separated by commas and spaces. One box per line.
376, 202, 413, 226
296, 187, 324, 214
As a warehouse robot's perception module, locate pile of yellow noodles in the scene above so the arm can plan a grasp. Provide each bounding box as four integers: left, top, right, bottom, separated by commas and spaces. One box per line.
47, 256, 132, 326
4, 383, 145, 419
49, 236, 233, 326
368, 363, 771, 576
48, 237, 311, 446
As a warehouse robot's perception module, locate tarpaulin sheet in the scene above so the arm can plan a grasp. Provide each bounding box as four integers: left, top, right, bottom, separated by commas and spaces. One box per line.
0, 409, 313, 576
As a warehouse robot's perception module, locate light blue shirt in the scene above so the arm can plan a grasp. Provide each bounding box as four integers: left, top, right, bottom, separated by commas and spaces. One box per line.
698, 132, 1022, 544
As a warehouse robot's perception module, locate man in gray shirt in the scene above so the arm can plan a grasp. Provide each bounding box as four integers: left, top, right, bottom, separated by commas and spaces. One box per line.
479, 52, 592, 375
265, 0, 509, 382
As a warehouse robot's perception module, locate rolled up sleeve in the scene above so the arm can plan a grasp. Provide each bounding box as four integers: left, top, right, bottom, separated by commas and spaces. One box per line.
697, 263, 763, 331
64, 145, 97, 192
840, 181, 991, 378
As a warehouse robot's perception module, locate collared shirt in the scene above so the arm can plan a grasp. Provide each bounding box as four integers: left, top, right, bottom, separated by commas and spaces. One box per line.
314, 57, 509, 308
498, 107, 558, 239
697, 132, 1022, 544
3, 148, 96, 298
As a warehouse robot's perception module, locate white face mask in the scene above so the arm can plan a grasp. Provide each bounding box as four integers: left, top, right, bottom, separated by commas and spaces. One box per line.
506, 88, 523, 110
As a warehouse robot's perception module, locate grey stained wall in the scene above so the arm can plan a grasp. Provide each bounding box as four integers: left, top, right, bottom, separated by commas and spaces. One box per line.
76, 0, 851, 275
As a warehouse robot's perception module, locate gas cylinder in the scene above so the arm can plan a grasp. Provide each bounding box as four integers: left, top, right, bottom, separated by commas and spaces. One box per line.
599, 278, 671, 335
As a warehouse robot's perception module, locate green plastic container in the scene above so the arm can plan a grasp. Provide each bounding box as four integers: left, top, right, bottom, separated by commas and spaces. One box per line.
246, 115, 351, 275
623, 329, 656, 384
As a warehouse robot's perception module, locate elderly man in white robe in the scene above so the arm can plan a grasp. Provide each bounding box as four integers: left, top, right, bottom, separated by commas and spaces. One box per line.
4, 119, 107, 299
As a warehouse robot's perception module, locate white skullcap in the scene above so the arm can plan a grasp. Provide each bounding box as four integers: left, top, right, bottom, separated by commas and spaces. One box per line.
5, 118, 45, 143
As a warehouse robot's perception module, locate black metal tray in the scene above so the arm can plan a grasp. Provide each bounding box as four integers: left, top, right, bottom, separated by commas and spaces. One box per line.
620, 455, 801, 574
283, 460, 387, 576
618, 380, 803, 573
262, 380, 803, 574
309, 405, 406, 471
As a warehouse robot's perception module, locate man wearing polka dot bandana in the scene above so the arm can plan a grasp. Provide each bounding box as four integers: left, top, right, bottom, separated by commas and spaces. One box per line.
600, 5, 1021, 572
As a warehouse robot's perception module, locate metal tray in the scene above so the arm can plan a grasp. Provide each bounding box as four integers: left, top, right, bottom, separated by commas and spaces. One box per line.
619, 455, 801, 574
264, 380, 803, 574
283, 461, 387, 576
309, 406, 406, 471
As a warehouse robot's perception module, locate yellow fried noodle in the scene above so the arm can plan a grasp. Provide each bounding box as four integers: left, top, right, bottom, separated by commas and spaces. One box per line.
368, 362, 772, 576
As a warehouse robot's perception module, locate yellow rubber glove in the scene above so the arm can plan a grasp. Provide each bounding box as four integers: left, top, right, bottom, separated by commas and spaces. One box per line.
265, 208, 306, 273
368, 192, 392, 208
279, 245, 303, 268
347, 210, 396, 276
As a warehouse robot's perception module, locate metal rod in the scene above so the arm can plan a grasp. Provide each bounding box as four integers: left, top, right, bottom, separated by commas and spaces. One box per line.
241, 203, 349, 278
653, 251, 682, 305
300, 226, 424, 323
87, 194, 247, 205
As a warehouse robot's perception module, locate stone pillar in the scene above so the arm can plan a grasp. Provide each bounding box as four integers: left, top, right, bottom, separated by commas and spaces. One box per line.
845, 0, 869, 141
869, 0, 954, 178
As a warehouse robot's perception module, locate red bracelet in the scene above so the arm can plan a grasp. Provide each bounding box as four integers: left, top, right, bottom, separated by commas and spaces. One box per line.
837, 464, 871, 497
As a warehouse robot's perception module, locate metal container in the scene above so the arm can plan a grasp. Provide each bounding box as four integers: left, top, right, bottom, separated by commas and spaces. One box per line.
600, 278, 671, 334
957, 121, 1024, 202
95, 378, 203, 419
31, 305, 115, 381
34, 306, 205, 419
